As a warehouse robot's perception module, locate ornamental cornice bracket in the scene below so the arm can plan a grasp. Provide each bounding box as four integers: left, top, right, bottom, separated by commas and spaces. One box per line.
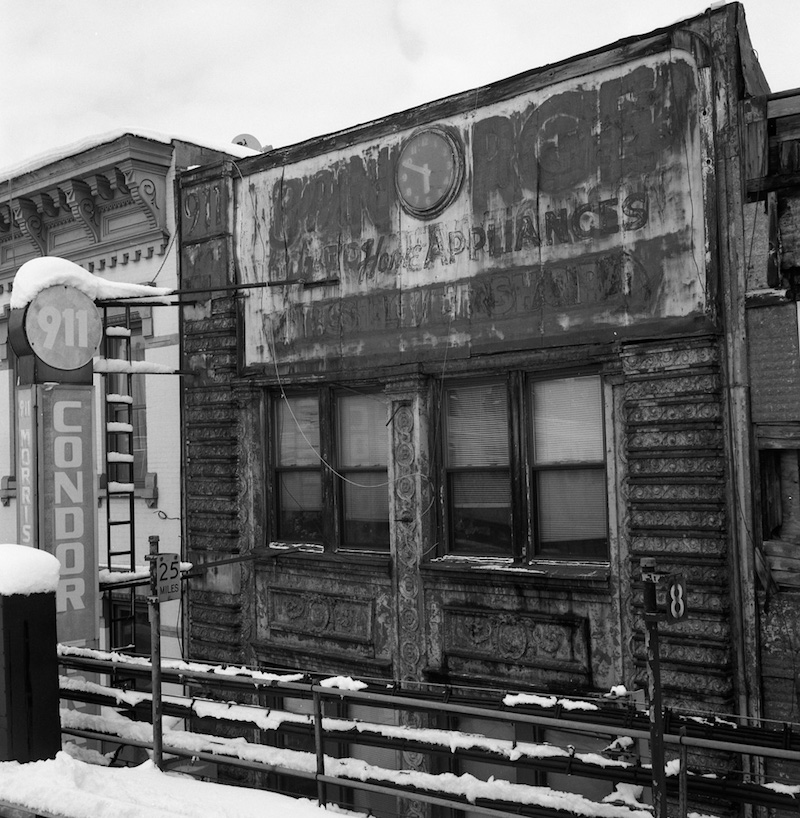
60, 178, 101, 243
11, 197, 47, 255
90, 173, 114, 201
109, 168, 130, 196
0, 204, 13, 234
117, 160, 166, 232
47, 187, 70, 213
30, 192, 59, 218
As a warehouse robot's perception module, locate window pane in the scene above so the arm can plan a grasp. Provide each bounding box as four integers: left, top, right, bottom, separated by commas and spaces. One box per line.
450, 472, 512, 554
343, 472, 390, 549
278, 397, 320, 467
446, 383, 508, 467
537, 469, 607, 558
278, 472, 323, 540
338, 394, 387, 467
532, 376, 603, 464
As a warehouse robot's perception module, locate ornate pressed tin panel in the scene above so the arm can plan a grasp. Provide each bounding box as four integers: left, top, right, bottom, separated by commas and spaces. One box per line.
621, 338, 732, 710
392, 400, 425, 679
629, 508, 725, 530
627, 428, 723, 450
388, 388, 430, 818
443, 607, 591, 680
621, 343, 719, 373
627, 455, 724, 478
628, 483, 724, 503
624, 373, 720, 402
626, 399, 722, 425
267, 588, 375, 644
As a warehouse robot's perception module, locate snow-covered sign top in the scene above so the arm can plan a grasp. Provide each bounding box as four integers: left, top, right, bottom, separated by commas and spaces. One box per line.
10, 257, 174, 310
0, 544, 61, 596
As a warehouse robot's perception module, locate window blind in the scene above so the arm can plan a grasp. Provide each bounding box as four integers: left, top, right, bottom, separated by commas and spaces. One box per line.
446, 383, 509, 467
278, 397, 320, 467
532, 376, 603, 464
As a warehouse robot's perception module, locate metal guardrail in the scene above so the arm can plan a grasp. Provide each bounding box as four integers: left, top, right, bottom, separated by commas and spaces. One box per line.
57, 648, 800, 817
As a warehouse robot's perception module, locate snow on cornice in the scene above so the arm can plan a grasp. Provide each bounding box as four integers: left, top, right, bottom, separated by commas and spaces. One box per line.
10, 256, 174, 310
0, 128, 259, 181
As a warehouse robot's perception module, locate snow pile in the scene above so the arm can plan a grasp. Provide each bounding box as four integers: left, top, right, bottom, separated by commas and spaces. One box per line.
503, 692, 599, 711
320, 676, 368, 691
0, 751, 331, 818
0, 543, 61, 596
10, 256, 174, 309
94, 359, 177, 374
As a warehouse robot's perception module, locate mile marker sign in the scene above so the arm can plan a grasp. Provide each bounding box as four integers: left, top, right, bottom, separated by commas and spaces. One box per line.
155, 554, 181, 602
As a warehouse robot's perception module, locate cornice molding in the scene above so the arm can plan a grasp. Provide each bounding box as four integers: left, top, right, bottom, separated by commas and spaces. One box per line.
0, 134, 174, 260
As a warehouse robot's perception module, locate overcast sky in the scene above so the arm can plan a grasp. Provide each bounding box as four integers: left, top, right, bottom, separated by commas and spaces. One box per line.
1, 0, 798, 173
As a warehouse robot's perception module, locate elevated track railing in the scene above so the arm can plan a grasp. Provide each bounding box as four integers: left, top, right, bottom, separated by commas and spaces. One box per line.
58, 647, 800, 818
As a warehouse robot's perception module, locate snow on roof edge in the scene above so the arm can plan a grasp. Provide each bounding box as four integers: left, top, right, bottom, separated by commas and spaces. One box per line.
0, 128, 259, 181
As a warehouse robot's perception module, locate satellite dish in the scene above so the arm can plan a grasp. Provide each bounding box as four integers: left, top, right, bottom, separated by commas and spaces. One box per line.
232, 133, 263, 151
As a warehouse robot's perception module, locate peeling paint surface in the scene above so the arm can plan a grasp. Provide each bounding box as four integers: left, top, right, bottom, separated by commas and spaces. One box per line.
238, 52, 705, 369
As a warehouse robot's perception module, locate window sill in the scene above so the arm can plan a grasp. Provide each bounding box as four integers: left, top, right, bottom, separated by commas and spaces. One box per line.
255, 542, 393, 572
422, 555, 611, 587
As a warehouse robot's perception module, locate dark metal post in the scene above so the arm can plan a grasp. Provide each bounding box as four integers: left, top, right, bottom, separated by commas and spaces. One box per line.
679, 726, 688, 818
312, 688, 327, 807
147, 534, 163, 770
643, 564, 667, 818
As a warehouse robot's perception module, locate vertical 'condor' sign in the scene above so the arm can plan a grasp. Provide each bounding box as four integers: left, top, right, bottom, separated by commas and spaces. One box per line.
40, 385, 98, 647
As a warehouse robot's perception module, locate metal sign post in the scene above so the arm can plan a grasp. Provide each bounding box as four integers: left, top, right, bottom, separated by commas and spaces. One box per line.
146, 535, 182, 770
641, 560, 689, 818
642, 564, 667, 818
147, 535, 163, 770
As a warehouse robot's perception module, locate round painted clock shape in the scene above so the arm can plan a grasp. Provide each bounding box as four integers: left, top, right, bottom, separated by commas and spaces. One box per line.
396, 127, 464, 219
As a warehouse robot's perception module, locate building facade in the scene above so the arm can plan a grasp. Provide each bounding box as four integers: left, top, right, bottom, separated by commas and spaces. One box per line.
0, 131, 253, 652
178, 1, 796, 796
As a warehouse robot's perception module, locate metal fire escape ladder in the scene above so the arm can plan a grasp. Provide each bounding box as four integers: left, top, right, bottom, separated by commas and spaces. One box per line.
102, 306, 137, 651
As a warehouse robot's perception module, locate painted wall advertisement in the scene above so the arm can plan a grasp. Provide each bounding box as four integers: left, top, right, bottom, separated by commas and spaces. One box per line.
236, 50, 708, 367
17, 385, 99, 647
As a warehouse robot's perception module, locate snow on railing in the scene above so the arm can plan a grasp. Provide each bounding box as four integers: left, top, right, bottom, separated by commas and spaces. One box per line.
55, 648, 800, 815
94, 359, 177, 375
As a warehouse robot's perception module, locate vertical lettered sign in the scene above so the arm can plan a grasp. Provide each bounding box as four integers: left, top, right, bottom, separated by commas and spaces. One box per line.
15, 385, 38, 548
39, 385, 98, 647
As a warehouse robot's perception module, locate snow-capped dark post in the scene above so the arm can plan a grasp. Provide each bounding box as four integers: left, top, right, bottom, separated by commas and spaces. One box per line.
0, 544, 62, 762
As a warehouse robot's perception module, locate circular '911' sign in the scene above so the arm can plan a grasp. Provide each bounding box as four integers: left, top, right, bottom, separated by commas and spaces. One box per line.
24, 285, 103, 370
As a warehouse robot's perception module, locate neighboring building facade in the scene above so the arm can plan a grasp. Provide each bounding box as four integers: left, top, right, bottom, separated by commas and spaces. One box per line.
178, 1, 796, 800
744, 86, 800, 791
0, 131, 253, 653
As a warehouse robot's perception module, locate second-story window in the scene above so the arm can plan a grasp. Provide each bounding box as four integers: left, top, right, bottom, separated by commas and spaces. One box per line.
273, 388, 390, 552
276, 395, 323, 542
441, 372, 608, 562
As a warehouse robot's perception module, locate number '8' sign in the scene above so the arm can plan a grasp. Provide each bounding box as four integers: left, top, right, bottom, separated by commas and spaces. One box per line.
666, 575, 688, 623
25, 285, 103, 371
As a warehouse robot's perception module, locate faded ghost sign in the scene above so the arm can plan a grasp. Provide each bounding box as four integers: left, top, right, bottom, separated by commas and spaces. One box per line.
237, 51, 706, 366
